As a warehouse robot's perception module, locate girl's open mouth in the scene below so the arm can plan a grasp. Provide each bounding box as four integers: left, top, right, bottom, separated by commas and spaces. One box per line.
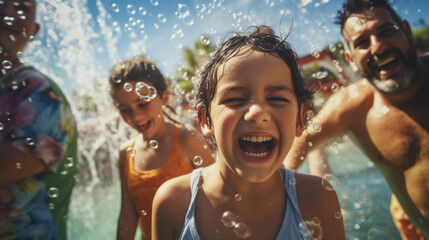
237, 135, 276, 162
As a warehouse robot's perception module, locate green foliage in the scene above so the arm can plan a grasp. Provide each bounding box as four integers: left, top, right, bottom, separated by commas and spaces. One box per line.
179, 80, 194, 93
175, 34, 215, 93
413, 25, 429, 52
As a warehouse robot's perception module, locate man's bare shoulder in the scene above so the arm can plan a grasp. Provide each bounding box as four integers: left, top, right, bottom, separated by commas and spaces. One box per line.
319, 79, 374, 116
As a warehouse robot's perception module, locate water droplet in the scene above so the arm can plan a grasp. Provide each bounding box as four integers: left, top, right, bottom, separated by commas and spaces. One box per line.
193, 155, 203, 166
197, 172, 205, 188
312, 121, 322, 133
158, 14, 166, 23
150, 0, 159, 6
135, 81, 157, 100
328, 141, 339, 154
127, 4, 136, 15
49, 202, 55, 210
318, 21, 327, 30
178, 4, 190, 16
183, 15, 194, 26
138, 6, 147, 15
221, 211, 236, 228
16, 51, 24, 63
321, 173, 339, 191
17, 10, 26, 20
311, 49, 321, 58
234, 194, 242, 201
315, 70, 328, 80
200, 35, 210, 45
65, 157, 74, 167
126, 147, 135, 157
16, 162, 21, 169
11, 81, 19, 90
111, 3, 119, 13
311, 217, 321, 226
308, 141, 313, 147
334, 211, 342, 219
367, 227, 394, 239
0, 122, 4, 131
233, 222, 252, 238
25, 137, 35, 146
331, 83, 339, 92
149, 140, 159, 149
2, 60, 12, 69
141, 210, 148, 216
123, 82, 132, 92
3, 16, 14, 26
47, 187, 59, 198
299, 221, 312, 237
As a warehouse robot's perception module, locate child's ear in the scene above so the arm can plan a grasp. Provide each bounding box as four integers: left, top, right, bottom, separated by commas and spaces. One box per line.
196, 104, 214, 137
161, 90, 169, 105
295, 104, 306, 137
30, 23, 40, 39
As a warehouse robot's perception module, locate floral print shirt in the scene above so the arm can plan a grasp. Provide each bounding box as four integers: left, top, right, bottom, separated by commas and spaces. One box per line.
0, 66, 77, 240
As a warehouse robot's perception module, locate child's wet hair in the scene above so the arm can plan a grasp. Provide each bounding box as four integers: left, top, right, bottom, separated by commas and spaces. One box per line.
108, 56, 166, 97
108, 56, 180, 125
197, 25, 314, 144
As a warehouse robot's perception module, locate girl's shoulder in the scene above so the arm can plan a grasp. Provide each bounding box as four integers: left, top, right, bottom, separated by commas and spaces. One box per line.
293, 172, 345, 239
152, 172, 194, 237
117, 135, 140, 166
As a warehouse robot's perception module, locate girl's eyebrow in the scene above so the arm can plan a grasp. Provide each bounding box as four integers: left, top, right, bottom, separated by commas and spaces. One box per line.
217, 85, 246, 95
266, 85, 294, 93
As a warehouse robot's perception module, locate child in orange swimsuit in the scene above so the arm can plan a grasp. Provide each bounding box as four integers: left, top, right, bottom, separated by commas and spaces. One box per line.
108, 56, 215, 239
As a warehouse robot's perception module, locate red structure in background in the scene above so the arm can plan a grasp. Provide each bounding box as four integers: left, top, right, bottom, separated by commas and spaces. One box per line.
299, 51, 352, 98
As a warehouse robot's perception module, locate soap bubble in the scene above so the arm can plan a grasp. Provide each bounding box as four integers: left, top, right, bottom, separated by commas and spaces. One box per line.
111, 3, 119, 13
2, 60, 12, 69
233, 222, 251, 238
234, 194, 242, 201
193, 155, 203, 166
221, 211, 236, 228
321, 173, 339, 191
149, 140, 159, 149
127, 4, 136, 15
48, 187, 59, 198
123, 82, 132, 92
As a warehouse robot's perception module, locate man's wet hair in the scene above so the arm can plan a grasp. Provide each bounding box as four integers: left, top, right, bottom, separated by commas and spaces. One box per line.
197, 25, 314, 148
336, 0, 403, 32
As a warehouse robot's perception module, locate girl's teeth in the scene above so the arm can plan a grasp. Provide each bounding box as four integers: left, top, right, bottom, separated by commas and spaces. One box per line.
241, 136, 272, 142
244, 151, 269, 158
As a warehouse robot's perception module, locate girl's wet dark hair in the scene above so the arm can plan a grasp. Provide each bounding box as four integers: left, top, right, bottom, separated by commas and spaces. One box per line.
108, 56, 180, 125
197, 25, 314, 133
108, 56, 167, 97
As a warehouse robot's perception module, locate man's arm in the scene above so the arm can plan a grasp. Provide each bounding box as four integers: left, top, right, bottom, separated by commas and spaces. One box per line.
0, 144, 46, 185
285, 83, 367, 171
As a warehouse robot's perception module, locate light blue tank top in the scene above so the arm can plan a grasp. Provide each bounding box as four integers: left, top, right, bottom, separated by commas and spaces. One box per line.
179, 168, 313, 239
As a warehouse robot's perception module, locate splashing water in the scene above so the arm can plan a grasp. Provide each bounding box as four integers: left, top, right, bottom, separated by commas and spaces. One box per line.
3, 0, 422, 239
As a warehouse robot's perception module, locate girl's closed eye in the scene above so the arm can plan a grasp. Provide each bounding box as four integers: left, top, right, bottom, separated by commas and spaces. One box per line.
119, 108, 131, 113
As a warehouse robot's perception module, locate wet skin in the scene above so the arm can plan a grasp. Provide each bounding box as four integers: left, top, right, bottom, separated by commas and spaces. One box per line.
286, 7, 429, 237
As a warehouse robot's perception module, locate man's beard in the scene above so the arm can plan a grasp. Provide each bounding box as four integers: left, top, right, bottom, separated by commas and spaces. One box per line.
361, 44, 418, 94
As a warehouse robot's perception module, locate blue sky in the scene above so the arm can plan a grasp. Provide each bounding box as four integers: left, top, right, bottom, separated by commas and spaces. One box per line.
25, 0, 429, 100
